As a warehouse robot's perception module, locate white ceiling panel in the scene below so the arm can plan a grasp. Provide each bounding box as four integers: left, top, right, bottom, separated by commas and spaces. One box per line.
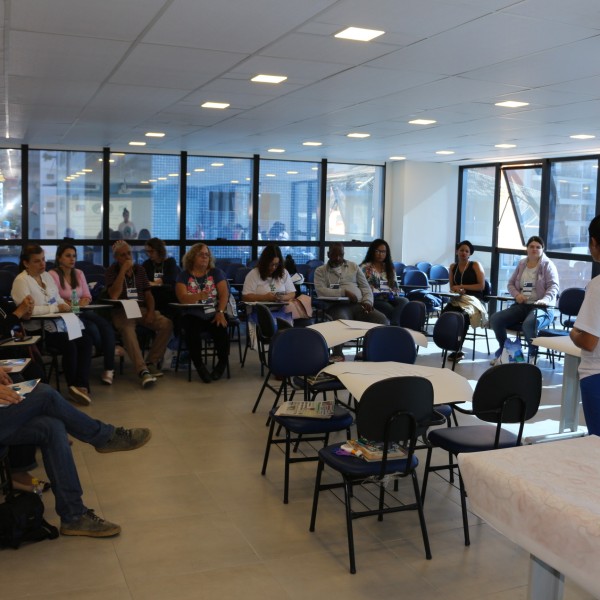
144, 0, 337, 53
110, 44, 248, 90
12, 0, 167, 41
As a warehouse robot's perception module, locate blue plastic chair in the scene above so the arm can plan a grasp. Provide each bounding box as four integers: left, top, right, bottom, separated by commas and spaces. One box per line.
260, 327, 353, 503
363, 326, 417, 364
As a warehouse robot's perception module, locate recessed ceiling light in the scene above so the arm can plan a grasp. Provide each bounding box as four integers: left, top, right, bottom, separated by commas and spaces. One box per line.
149, 179, 157, 182
251, 74, 287, 84
311, 167, 319, 171
246, 177, 251, 181
495, 101, 529, 108
211, 162, 224, 167
570, 134, 595, 140
108, 159, 115, 163
128, 141, 146, 146
334, 27, 385, 42
231, 180, 239, 184
347, 132, 370, 138
145, 132, 165, 138
140, 180, 149, 184
408, 119, 436, 125
268, 148, 285, 153
302, 141, 322, 146
82, 169, 93, 173
194, 168, 205, 172
287, 171, 299, 174
168, 173, 179, 177
201, 102, 230, 109
495, 144, 517, 149
436, 150, 455, 155
389, 156, 406, 161
266, 173, 276, 177
158, 177, 167, 180
112, 152, 125, 156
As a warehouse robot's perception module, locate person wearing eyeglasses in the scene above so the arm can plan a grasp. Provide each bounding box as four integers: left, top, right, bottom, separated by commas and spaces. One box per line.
360, 239, 408, 326
105, 240, 173, 388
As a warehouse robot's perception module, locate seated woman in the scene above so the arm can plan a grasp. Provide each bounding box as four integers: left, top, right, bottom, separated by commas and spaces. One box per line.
142, 237, 179, 317
442, 240, 487, 361
360, 239, 408, 326
242, 244, 297, 326
49, 242, 118, 386
490, 236, 559, 364
175, 243, 229, 383
11, 244, 94, 405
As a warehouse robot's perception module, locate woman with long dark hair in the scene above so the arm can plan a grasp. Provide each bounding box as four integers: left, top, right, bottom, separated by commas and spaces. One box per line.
360, 239, 408, 325
50, 242, 119, 385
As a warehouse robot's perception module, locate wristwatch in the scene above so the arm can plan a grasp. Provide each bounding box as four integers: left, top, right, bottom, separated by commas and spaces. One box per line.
216, 309, 225, 314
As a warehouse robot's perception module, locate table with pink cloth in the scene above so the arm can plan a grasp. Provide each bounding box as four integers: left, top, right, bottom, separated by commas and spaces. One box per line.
459, 436, 600, 599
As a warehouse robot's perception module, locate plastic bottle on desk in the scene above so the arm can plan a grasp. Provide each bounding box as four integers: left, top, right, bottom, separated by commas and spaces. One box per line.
71, 289, 80, 314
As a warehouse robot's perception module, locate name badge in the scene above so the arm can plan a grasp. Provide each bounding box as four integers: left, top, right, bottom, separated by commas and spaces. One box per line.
203, 306, 216, 315
522, 282, 533, 298
154, 273, 163, 281
127, 287, 138, 299
330, 283, 340, 289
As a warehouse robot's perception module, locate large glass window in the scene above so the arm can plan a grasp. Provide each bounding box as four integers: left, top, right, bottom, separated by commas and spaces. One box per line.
498, 165, 542, 249
0, 149, 22, 241
108, 152, 180, 241
29, 150, 103, 239
325, 163, 383, 242
548, 159, 597, 253
186, 157, 252, 241
258, 160, 320, 242
460, 166, 495, 246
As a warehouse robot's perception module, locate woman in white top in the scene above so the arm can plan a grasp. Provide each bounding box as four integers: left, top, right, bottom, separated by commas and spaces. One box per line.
242, 244, 296, 325
11, 244, 94, 405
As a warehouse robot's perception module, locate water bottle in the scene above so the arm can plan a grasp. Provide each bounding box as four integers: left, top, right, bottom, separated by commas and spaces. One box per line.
71, 289, 80, 314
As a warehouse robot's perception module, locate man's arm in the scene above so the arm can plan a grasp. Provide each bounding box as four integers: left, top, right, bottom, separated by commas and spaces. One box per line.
313, 267, 341, 298
570, 327, 599, 352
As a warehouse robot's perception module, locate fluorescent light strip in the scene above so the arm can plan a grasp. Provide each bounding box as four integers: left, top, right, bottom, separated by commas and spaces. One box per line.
302, 141, 322, 146
408, 119, 436, 125
201, 102, 230, 109
128, 141, 146, 146
145, 132, 165, 138
251, 74, 287, 84
347, 132, 370, 138
570, 134, 595, 140
495, 101, 529, 108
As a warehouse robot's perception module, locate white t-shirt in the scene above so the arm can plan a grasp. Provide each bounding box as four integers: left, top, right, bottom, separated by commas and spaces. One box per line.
242, 267, 296, 297
574, 275, 600, 379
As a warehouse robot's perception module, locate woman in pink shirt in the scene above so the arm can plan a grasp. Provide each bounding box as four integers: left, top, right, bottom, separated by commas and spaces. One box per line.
50, 243, 119, 385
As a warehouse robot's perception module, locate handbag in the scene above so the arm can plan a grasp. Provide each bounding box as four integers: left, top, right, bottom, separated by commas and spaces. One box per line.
500, 338, 526, 364
284, 294, 313, 320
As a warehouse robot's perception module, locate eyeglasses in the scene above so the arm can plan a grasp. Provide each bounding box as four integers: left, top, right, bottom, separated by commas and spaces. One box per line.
198, 252, 210, 257
374, 249, 387, 254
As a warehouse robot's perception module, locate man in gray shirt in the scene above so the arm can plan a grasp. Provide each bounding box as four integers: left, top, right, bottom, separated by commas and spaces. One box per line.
314, 243, 388, 359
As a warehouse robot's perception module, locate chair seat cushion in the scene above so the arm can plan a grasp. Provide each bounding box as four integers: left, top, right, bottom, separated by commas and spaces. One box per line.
538, 329, 569, 338
270, 406, 353, 434
319, 443, 417, 476
428, 425, 518, 453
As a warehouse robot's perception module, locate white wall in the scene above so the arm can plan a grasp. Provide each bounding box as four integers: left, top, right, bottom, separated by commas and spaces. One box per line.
384, 161, 459, 269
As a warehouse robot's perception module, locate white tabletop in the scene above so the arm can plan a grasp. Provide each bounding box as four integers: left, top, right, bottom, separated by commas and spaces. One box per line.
308, 319, 428, 348
532, 335, 581, 357
459, 436, 600, 599
321, 360, 472, 405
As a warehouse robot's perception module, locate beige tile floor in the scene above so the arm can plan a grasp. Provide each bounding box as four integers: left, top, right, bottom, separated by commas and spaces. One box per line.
1, 332, 595, 599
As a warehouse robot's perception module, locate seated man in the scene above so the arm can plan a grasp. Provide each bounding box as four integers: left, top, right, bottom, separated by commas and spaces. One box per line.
0, 370, 151, 537
105, 241, 173, 387
314, 242, 388, 359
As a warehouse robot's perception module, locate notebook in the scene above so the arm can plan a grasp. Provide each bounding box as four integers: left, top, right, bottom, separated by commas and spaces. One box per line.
275, 400, 334, 419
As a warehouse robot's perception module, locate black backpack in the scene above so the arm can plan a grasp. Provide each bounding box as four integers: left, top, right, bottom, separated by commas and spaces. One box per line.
0, 491, 59, 548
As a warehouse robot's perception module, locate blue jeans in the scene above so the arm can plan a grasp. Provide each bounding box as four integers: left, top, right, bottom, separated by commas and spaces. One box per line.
580, 374, 600, 436
0, 383, 114, 522
80, 310, 116, 370
490, 303, 553, 356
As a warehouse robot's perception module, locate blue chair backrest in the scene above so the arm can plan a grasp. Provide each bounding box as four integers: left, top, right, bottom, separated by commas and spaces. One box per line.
224, 262, 245, 279
433, 311, 464, 352
429, 264, 449, 281
399, 301, 426, 332
416, 261, 432, 276
296, 264, 311, 277
0, 270, 15, 298
558, 287, 585, 319
363, 326, 417, 364
403, 270, 428, 287
234, 266, 252, 285
269, 327, 330, 377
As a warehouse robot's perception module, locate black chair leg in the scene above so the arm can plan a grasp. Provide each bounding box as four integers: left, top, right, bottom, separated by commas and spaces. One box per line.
412, 471, 432, 559
458, 471, 470, 546
309, 459, 325, 532
261, 418, 277, 476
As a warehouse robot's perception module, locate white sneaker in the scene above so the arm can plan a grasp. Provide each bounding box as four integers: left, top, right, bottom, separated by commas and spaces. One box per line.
101, 370, 114, 385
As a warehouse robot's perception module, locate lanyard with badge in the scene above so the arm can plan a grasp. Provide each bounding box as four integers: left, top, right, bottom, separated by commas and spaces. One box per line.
125, 274, 138, 299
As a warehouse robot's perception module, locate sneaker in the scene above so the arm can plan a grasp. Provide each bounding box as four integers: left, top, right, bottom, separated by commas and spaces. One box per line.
68, 386, 91, 406
146, 363, 164, 378
60, 509, 121, 538
140, 370, 157, 388
101, 370, 114, 385
96, 427, 152, 453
